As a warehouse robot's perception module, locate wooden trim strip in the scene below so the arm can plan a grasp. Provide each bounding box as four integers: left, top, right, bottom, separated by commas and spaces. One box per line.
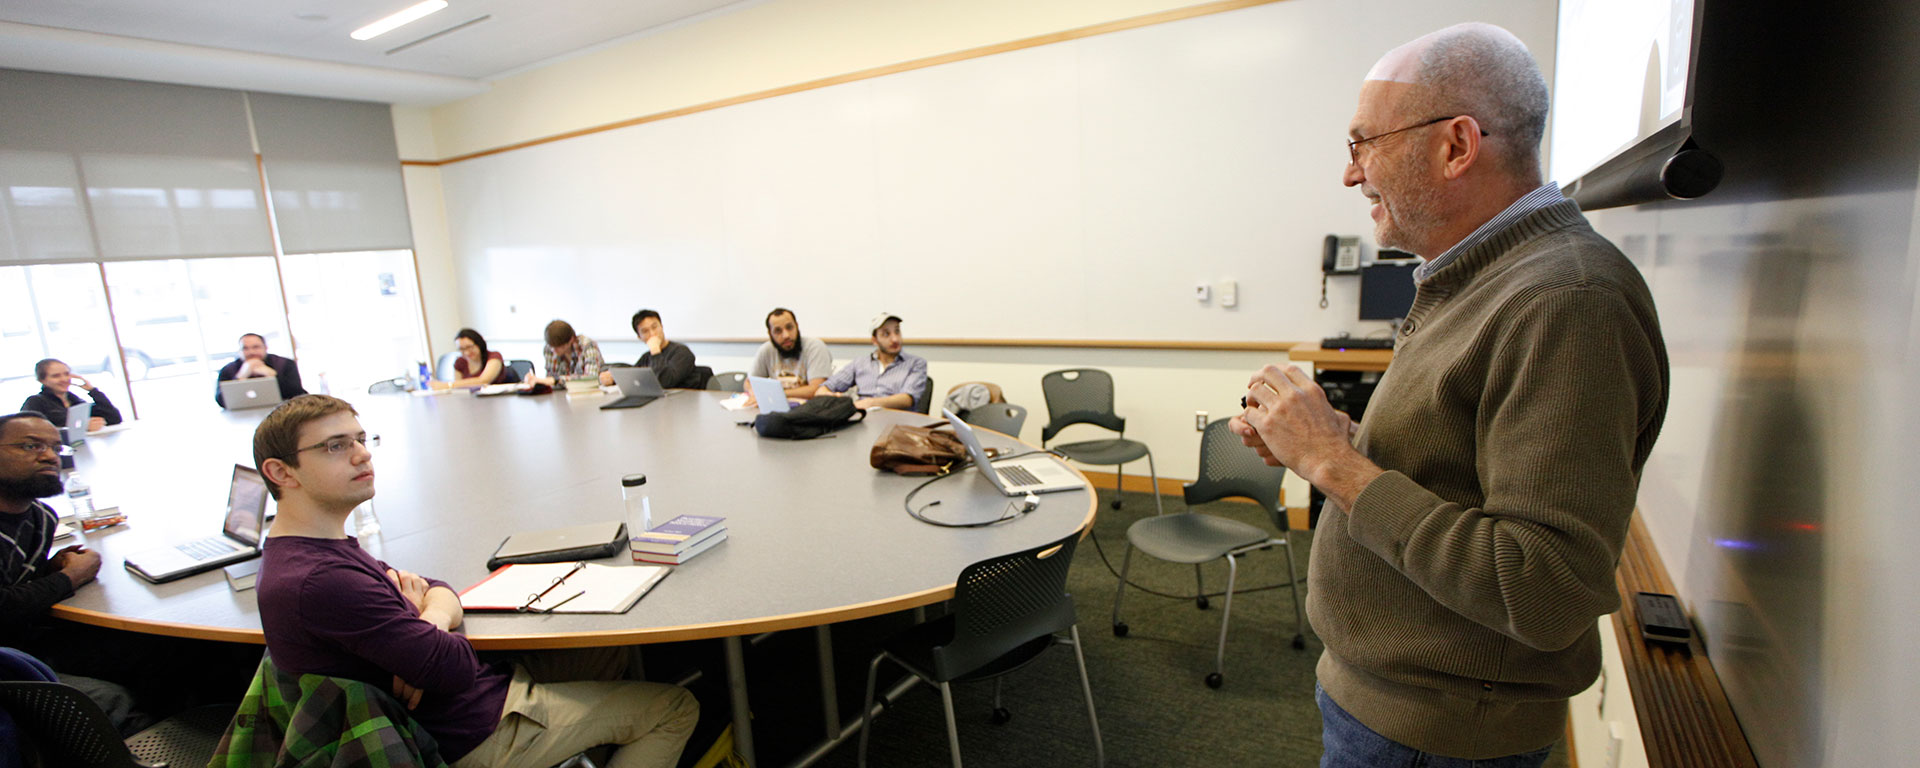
410, 0, 1290, 167
1611, 514, 1759, 768
673, 337, 1300, 352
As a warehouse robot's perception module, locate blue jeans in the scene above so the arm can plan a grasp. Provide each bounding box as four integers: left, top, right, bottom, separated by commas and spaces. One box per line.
1318, 685, 1553, 768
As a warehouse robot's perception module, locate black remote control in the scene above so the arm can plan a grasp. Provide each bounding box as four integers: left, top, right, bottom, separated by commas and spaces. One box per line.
1634, 591, 1691, 644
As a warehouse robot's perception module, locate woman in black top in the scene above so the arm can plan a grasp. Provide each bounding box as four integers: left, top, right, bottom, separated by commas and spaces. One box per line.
20, 359, 123, 431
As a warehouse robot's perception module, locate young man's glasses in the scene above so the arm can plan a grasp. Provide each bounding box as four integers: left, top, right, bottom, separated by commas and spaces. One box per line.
1347, 115, 1489, 166
288, 434, 380, 458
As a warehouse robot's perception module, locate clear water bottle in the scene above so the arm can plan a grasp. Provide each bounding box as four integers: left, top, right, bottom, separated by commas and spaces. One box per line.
65, 472, 94, 518
417, 362, 431, 390
353, 499, 381, 538
622, 474, 650, 555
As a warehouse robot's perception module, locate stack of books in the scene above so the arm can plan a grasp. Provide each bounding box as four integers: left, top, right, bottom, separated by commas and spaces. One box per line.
630, 515, 728, 565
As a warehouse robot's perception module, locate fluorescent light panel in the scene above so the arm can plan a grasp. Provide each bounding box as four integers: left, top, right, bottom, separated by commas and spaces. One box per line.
351, 0, 449, 41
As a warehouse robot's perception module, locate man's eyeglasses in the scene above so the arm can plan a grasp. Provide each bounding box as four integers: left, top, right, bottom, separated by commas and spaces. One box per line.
1, 441, 59, 456
1347, 115, 1489, 166
288, 434, 380, 458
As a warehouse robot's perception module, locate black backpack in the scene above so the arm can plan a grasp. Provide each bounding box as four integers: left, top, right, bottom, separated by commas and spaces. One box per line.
753, 396, 865, 439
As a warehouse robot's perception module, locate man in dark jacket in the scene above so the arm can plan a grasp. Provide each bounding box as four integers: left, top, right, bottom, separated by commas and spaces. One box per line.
602, 309, 701, 389
215, 333, 307, 407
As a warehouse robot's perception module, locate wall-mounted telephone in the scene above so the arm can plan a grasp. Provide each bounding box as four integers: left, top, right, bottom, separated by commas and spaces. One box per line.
1321, 235, 1360, 308
1323, 235, 1361, 273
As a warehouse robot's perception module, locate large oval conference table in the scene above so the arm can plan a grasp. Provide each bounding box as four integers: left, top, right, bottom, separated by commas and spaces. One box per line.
52, 387, 1096, 766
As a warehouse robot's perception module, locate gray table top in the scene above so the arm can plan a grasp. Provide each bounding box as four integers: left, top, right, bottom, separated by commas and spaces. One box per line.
51, 389, 1094, 649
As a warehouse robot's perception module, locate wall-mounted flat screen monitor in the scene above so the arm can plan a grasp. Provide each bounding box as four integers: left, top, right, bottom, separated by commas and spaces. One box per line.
1358, 264, 1418, 321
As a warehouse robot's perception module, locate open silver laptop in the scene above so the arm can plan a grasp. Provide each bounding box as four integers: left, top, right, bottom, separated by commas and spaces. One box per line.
125, 465, 268, 583
220, 378, 283, 410
943, 409, 1083, 496
748, 376, 796, 413
601, 367, 668, 410
60, 402, 90, 445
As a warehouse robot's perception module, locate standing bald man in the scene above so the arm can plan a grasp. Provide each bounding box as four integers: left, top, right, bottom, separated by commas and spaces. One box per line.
1232, 24, 1669, 767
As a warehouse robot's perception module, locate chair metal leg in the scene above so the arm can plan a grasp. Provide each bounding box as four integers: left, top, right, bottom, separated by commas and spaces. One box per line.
1144, 451, 1165, 516
1208, 554, 1241, 689
1066, 626, 1106, 767
939, 681, 964, 768
1111, 464, 1124, 510
1193, 563, 1208, 609
1110, 541, 1136, 636
1280, 535, 1307, 650
857, 653, 886, 768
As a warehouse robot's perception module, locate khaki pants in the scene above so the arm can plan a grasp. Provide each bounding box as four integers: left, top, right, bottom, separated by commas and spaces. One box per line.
453, 665, 699, 768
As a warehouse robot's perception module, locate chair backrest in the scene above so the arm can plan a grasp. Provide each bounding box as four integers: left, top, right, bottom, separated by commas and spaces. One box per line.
1185, 418, 1289, 528
913, 375, 934, 414
366, 377, 407, 394
434, 351, 460, 382
0, 681, 148, 768
930, 531, 1081, 679
1040, 369, 1126, 443
707, 371, 748, 392
964, 402, 1028, 438
509, 359, 534, 379
691, 365, 714, 390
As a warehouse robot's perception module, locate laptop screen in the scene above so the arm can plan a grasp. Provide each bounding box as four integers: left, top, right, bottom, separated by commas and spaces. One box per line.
223, 465, 268, 545
941, 410, 1009, 492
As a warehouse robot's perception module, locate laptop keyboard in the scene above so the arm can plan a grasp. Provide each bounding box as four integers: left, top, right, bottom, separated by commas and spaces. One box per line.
996, 464, 1042, 487
177, 538, 239, 561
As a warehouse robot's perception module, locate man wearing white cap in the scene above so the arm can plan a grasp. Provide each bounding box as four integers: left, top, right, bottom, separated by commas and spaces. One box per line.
816, 313, 928, 411
1230, 22, 1668, 767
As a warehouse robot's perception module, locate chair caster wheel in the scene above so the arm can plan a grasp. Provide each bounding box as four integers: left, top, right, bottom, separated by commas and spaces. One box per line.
989, 707, 1012, 725
1206, 673, 1224, 689
1292, 634, 1306, 650
1110, 499, 1123, 510
1196, 595, 1210, 610
1112, 622, 1129, 637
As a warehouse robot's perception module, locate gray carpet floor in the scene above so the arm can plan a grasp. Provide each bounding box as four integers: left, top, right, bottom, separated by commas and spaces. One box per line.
793, 490, 1572, 768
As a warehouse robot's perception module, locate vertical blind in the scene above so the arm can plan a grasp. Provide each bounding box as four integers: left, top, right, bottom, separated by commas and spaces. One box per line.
0, 69, 413, 264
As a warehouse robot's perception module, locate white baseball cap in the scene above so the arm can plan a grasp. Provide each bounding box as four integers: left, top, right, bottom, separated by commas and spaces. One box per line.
868, 312, 903, 334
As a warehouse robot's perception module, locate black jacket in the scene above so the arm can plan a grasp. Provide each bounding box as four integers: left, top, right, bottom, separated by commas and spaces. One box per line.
20, 386, 123, 428
215, 353, 308, 407
636, 341, 700, 389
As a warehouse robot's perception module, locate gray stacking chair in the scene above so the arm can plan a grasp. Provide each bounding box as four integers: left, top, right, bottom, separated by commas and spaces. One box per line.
912, 375, 934, 414
508, 359, 535, 380
1110, 418, 1306, 689
706, 371, 748, 392
1040, 369, 1163, 516
963, 403, 1027, 439
434, 351, 461, 382
858, 531, 1103, 768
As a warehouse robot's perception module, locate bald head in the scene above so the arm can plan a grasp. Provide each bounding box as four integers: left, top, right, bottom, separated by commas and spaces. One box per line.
1366, 23, 1548, 183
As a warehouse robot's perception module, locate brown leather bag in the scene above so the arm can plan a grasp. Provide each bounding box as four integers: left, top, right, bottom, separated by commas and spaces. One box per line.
870, 421, 984, 475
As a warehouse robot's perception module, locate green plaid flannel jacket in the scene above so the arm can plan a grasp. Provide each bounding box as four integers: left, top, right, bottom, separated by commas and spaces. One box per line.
211, 654, 448, 768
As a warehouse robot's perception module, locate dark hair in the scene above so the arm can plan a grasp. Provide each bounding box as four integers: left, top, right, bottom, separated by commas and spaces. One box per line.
765, 307, 795, 329
0, 411, 54, 435
33, 358, 64, 382
545, 320, 575, 348
239, 333, 266, 346
253, 395, 358, 500
454, 328, 489, 361
631, 309, 662, 333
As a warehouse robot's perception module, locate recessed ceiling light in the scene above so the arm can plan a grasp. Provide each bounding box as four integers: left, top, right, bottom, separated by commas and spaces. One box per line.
350, 0, 450, 41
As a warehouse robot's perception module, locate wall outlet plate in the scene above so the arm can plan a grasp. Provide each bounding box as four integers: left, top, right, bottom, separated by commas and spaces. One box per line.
1194, 283, 1211, 302
1219, 280, 1238, 307
1195, 411, 1207, 430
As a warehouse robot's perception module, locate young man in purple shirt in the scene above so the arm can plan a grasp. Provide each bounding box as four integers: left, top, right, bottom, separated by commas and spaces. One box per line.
253, 395, 697, 767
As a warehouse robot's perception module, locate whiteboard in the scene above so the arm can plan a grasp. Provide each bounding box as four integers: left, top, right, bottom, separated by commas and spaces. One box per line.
439, 0, 1556, 342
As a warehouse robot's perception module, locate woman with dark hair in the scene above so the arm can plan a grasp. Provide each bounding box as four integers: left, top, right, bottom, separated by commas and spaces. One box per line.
430, 329, 519, 389
21, 358, 123, 431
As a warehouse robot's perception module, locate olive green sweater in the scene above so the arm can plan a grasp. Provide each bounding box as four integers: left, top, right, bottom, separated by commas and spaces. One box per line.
1309, 199, 1668, 758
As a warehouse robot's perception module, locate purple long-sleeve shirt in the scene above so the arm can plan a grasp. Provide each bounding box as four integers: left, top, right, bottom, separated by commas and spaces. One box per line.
258, 536, 510, 761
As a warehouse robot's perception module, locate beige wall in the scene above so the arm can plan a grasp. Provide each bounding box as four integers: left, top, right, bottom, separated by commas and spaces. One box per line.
419, 0, 1263, 161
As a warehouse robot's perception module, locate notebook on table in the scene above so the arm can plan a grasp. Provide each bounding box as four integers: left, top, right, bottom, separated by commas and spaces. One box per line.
486, 521, 628, 570
125, 465, 269, 583
944, 409, 1083, 496
460, 561, 669, 614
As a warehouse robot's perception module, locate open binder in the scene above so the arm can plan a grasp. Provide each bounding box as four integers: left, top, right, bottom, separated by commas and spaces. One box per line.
460, 561, 668, 614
